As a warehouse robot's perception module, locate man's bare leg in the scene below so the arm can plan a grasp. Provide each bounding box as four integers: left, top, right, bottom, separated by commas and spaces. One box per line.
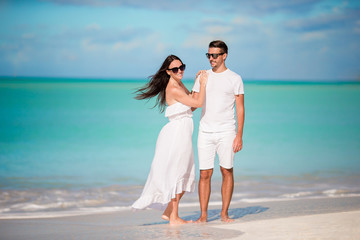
220, 166, 234, 222
195, 169, 213, 223
168, 191, 193, 225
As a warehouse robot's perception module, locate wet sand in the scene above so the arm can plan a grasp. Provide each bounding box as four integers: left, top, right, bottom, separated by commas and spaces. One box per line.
1, 196, 360, 240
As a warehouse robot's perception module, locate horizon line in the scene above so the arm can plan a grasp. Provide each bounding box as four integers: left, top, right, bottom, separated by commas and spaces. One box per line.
0, 75, 359, 84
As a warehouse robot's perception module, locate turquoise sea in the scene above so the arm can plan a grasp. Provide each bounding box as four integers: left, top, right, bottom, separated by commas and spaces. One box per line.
1, 77, 360, 218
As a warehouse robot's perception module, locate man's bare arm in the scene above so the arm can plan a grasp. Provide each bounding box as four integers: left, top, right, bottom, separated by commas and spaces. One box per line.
233, 94, 245, 152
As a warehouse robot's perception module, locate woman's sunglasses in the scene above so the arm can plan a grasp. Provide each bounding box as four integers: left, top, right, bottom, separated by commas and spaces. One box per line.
206, 53, 225, 59
168, 64, 186, 73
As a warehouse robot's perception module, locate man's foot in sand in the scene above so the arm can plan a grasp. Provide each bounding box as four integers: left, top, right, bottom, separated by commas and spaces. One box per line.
221, 215, 234, 223
169, 217, 193, 226
195, 216, 207, 223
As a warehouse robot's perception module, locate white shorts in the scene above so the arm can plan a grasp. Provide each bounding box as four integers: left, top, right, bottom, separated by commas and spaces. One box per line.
197, 131, 236, 170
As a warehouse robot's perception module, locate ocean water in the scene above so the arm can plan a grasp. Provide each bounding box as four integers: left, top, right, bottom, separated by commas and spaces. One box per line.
0, 77, 360, 218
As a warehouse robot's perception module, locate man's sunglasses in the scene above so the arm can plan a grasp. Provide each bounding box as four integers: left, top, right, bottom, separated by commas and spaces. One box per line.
168, 64, 186, 73
206, 53, 225, 59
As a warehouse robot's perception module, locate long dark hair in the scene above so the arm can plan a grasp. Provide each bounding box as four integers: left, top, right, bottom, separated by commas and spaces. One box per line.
134, 55, 183, 112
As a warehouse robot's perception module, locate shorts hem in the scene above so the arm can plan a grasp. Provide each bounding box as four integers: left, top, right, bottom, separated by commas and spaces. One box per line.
199, 166, 214, 170
219, 164, 233, 169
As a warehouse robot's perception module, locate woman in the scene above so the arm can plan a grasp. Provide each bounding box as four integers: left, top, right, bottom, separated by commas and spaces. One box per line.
132, 55, 207, 225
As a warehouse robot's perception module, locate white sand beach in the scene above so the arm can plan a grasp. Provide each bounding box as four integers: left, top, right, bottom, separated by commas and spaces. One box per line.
215, 210, 360, 240
1, 196, 360, 240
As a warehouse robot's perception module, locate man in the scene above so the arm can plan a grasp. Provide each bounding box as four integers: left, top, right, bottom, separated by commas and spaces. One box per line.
192, 40, 245, 223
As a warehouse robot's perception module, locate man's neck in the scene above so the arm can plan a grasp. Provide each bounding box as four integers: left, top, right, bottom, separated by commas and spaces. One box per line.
212, 64, 227, 73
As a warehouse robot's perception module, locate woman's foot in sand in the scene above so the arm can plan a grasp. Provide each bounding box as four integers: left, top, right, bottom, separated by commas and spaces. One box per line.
169, 217, 193, 226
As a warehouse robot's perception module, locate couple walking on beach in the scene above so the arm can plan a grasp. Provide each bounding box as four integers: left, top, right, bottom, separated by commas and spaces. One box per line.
132, 40, 245, 225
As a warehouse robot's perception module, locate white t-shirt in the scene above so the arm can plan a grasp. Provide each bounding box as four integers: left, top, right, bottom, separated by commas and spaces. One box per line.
192, 68, 244, 133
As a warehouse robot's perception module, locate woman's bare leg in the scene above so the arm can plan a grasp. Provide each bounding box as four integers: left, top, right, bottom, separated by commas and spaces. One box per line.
162, 191, 184, 221
168, 191, 193, 225
161, 192, 185, 221
162, 203, 172, 220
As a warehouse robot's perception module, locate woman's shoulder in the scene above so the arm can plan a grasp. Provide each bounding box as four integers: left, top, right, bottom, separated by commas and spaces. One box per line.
166, 80, 182, 93
165, 80, 180, 102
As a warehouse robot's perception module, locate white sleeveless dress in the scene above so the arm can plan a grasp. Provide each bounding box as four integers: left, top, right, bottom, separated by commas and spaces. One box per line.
132, 102, 196, 210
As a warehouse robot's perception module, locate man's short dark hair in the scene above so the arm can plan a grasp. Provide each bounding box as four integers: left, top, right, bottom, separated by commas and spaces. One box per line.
209, 40, 228, 54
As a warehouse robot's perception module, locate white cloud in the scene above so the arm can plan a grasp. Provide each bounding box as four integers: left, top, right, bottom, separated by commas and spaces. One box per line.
320, 46, 328, 53
86, 23, 101, 31
21, 33, 36, 39
81, 39, 102, 51
355, 20, 360, 34
300, 31, 326, 41
232, 17, 247, 25
113, 39, 141, 51
182, 34, 218, 49
2, 0, 359, 80
182, 17, 243, 49
232, 16, 262, 26
155, 42, 167, 54
8, 50, 29, 66
332, 0, 349, 14
112, 33, 166, 55
206, 26, 233, 35
62, 51, 78, 61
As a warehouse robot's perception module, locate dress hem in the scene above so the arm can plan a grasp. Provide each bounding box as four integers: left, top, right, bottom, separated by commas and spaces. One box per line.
131, 176, 195, 211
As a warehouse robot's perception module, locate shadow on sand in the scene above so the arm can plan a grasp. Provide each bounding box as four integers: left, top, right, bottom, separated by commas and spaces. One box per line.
143, 206, 269, 226
184, 206, 269, 222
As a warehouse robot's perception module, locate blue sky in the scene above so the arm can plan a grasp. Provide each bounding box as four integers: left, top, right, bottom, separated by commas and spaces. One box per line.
0, 0, 359, 81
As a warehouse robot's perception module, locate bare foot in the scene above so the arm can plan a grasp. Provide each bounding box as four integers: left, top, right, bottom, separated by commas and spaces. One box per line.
221, 215, 234, 223
169, 217, 193, 226
195, 216, 207, 223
